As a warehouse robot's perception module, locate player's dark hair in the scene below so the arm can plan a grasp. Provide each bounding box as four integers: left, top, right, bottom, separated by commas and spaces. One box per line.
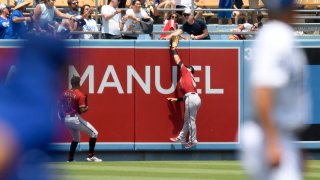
71, 75, 81, 87
187, 65, 194, 74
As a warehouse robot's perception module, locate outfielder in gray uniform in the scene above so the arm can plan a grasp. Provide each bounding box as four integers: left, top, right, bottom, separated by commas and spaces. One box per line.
167, 37, 201, 149
60, 76, 102, 162
240, 1, 311, 179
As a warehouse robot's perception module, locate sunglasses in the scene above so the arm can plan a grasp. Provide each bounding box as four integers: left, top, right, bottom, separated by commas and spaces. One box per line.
72, 1, 78, 5
171, 15, 177, 19
183, 13, 190, 17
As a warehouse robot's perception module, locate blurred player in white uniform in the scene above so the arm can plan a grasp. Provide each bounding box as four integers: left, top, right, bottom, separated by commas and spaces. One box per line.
240, 0, 311, 180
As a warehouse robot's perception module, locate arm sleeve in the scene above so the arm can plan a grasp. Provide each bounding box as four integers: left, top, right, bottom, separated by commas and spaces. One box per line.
177, 97, 184, 102
78, 95, 86, 108
199, 20, 207, 31
177, 61, 183, 69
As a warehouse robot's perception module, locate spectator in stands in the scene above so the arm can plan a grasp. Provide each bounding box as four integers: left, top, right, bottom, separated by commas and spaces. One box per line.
160, 12, 178, 39
175, 0, 202, 19
101, 0, 124, 39
232, 0, 248, 24
156, 0, 175, 22
123, 0, 153, 39
164, 12, 178, 26
65, 0, 80, 16
141, 0, 154, 17
218, 0, 232, 24
81, 4, 98, 39
32, 0, 76, 34
4, 0, 32, 39
57, 0, 81, 37
249, 0, 265, 23
228, 21, 262, 40
165, 8, 210, 40
0, 4, 10, 39
118, 0, 127, 9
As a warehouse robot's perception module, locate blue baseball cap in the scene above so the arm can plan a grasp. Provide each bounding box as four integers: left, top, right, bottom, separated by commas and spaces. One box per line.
264, 0, 295, 12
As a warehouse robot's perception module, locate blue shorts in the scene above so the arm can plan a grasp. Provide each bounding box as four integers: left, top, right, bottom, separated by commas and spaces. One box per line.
218, 11, 232, 19
218, 0, 232, 18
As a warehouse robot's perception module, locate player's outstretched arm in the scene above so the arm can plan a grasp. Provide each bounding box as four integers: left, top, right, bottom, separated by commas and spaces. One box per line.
170, 48, 182, 65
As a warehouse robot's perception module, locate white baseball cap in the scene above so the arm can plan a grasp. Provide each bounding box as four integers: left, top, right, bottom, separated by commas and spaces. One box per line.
183, 8, 192, 15
0, 4, 7, 10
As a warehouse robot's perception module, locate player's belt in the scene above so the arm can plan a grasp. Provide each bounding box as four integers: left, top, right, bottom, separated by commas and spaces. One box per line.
184, 92, 197, 98
65, 114, 77, 118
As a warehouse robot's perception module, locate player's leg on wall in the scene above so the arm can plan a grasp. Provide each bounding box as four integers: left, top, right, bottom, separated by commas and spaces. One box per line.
177, 102, 191, 142
186, 95, 201, 143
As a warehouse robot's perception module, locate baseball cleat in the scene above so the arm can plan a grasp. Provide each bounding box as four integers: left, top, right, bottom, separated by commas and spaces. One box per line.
170, 137, 185, 143
86, 156, 102, 162
185, 142, 197, 149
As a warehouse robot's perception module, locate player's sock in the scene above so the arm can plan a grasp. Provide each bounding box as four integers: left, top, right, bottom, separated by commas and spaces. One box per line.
88, 138, 97, 157
68, 141, 78, 161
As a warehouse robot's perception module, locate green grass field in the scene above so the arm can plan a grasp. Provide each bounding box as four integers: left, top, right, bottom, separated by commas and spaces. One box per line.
50, 160, 320, 180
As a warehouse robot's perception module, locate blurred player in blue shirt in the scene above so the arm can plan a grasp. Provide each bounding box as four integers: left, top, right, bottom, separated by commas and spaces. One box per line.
0, 36, 67, 179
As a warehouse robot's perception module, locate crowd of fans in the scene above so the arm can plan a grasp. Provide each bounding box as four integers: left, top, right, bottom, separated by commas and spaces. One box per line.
0, 0, 269, 40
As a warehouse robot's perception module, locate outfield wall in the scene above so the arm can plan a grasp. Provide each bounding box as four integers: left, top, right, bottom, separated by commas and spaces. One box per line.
0, 40, 319, 152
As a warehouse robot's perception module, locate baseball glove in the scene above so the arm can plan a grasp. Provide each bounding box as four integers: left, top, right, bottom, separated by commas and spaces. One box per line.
170, 35, 179, 48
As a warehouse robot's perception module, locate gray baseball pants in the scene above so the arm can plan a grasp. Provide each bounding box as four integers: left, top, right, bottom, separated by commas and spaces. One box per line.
177, 93, 201, 143
64, 114, 98, 142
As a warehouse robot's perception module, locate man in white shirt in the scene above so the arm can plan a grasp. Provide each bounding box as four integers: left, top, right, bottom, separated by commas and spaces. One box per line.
101, 0, 123, 39
122, 0, 152, 39
240, 0, 311, 180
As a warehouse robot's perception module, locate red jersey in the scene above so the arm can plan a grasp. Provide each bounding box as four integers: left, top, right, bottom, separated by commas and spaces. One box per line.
179, 64, 197, 95
61, 89, 86, 115
160, 20, 178, 39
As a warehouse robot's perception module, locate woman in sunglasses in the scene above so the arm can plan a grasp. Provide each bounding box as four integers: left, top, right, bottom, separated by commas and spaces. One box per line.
160, 12, 178, 39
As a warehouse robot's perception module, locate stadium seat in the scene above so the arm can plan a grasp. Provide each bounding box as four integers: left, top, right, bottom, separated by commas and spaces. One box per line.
54, 0, 69, 7
243, 0, 265, 8
126, 0, 131, 7
195, 0, 219, 8
0, 0, 33, 7
78, 0, 103, 7
297, 0, 320, 9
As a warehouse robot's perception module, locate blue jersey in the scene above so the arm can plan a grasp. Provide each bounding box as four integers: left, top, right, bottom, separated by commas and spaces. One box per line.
4, 10, 28, 39
0, 16, 9, 39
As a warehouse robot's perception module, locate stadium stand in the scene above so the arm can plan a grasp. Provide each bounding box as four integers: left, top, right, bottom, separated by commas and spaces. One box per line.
0, 0, 33, 7
54, 0, 104, 7
78, 0, 103, 7
195, 0, 265, 8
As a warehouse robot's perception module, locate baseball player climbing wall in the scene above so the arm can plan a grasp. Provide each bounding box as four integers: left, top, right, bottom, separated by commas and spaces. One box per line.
1, 40, 319, 150
0, 40, 242, 150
